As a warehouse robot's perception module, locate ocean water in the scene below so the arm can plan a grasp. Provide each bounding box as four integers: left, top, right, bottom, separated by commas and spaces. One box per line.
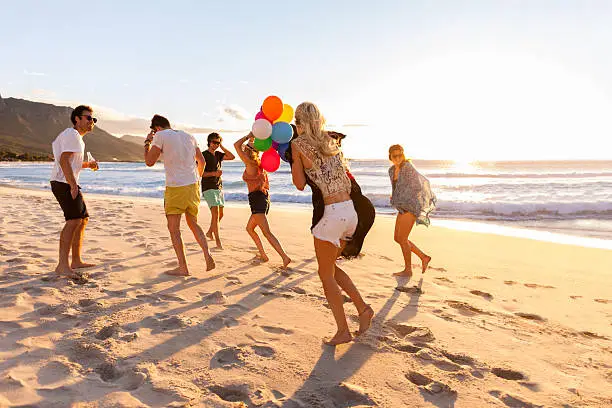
1, 160, 611, 245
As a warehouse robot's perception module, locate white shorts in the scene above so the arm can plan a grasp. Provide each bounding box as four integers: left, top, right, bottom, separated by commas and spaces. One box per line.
312, 200, 358, 248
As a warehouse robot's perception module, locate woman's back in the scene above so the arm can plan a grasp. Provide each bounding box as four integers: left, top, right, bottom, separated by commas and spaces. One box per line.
293, 137, 351, 199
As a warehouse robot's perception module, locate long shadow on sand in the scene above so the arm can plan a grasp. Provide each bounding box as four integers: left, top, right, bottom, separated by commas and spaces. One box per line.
282, 276, 458, 408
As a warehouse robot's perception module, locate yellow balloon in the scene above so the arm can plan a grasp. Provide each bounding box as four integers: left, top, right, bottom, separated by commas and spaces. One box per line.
274, 104, 294, 124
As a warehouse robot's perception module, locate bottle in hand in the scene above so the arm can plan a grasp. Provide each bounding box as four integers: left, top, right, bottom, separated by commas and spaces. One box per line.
87, 152, 99, 171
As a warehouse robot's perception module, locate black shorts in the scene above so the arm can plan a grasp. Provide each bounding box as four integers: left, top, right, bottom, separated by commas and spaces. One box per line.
51, 181, 89, 221
248, 190, 270, 215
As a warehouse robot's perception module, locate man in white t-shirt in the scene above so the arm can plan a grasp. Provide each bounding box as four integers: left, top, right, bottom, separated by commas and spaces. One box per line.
50, 105, 99, 280
144, 114, 215, 275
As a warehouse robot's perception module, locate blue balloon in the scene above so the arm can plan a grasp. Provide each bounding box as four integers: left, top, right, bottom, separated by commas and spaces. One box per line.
271, 122, 293, 144
277, 143, 290, 162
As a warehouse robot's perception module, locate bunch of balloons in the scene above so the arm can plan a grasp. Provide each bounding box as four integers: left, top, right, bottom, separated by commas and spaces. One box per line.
251, 96, 294, 172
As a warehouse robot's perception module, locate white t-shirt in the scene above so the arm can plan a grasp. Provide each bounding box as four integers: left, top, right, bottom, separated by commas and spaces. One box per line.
50, 128, 85, 184
152, 129, 199, 187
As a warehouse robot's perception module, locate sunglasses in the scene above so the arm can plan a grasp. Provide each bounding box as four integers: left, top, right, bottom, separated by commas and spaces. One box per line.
391, 154, 403, 159
211, 140, 221, 145
79, 115, 97, 123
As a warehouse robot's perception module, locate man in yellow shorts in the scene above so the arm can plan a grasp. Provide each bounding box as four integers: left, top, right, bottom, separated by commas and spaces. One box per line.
144, 115, 215, 275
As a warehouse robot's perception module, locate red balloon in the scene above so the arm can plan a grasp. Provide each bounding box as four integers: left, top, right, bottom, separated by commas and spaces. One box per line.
255, 110, 272, 124
261, 149, 281, 172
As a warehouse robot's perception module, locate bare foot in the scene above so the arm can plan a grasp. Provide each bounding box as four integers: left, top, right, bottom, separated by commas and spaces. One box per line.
215, 241, 223, 250
205, 232, 213, 240
165, 267, 190, 277
55, 265, 83, 280
71, 261, 96, 269
206, 255, 216, 271
422, 255, 431, 273
393, 269, 413, 278
253, 254, 269, 263
282, 256, 292, 269
355, 305, 374, 336
323, 330, 352, 346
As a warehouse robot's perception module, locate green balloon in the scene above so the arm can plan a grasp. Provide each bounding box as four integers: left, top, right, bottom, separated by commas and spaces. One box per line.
254, 137, 272, 151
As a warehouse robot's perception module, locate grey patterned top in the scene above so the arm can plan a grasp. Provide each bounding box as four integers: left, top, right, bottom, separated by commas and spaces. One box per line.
389, 161, 436, 226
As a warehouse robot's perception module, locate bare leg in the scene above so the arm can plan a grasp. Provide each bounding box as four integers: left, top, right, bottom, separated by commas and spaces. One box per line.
315, 238, 352, 346
334, 241, 373, 335
255, 214, 291, 268
71, 217, 95, 269
246, 215, 268, 262
165, 214, 189, 276
218, 206, 224, 223
55, 219, 82, 279
209, 206, 222, 248
185, 213, 215, 271
407, 239, 430, 273
205, 206, 215, 240
393, 212, 415, 277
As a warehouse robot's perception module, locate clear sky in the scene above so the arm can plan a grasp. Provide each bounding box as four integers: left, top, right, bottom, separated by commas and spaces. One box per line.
2, 0, 611, 160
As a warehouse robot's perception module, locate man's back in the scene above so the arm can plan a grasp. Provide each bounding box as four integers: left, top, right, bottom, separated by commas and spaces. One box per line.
152, 129, 198, 187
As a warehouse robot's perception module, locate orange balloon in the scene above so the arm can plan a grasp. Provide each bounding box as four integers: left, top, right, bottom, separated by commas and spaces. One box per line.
262, 96, 283, 122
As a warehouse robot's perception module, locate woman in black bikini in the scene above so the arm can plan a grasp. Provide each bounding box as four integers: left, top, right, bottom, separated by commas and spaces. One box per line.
234, 133, 291, 268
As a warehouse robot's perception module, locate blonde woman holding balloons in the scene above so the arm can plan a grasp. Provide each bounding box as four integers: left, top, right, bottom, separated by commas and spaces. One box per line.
290, 102, 373, 346
234, 133, 291, 268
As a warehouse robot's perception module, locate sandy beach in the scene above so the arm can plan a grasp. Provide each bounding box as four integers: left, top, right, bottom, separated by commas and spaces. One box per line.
0, 185, 610, 407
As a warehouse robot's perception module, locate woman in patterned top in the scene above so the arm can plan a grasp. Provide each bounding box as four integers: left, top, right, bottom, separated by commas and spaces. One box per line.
290, 102, 373, 346
388, 144, 436, 277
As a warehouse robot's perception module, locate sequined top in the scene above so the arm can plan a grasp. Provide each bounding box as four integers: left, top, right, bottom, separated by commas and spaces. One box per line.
293, 137, 351, 199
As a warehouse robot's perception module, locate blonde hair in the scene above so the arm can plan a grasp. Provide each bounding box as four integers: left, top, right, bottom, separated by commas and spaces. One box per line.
388, 144, 407, 162
295, 102, 339, 157
243, 144, 260, 165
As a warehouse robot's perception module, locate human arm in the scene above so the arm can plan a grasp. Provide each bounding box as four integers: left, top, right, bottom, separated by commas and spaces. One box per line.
195, 147, 205, 177
59, 152, 79, 199
290, 141, 307, 191
233, 133, 253, 164
144, 131, 162, 167
219, 143, 235, 161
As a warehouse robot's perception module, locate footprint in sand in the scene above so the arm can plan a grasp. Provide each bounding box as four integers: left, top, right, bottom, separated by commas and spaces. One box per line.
396, 286, 424, 295
405, 372, 457, 398
225, 276, 242, 285
504, 281, 517, 286
470, 290, 493, 300
387, 322, 435, 343
210, 346, 248, 369
524, 283, 555, 289
446, 300, 492, 316
207, 382, 277, 406
434, 276, 454, 285
594, 298, 611, 304
260, 325, 293, 335
326, 382, 377, 407
250, 345, 276, 358
489, 390, 542, 408
491, 367, 526, 381
579, 331, 608, 340
515, 312, 546, 322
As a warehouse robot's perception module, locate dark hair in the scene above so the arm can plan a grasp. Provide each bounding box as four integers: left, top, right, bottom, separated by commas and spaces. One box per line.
207, 132, 221, 146
71, 105, 93, 125
328, 131, 346, 147
150, 114, 171, 129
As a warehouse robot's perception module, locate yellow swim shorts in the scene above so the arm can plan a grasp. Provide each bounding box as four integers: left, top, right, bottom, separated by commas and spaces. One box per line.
164, 183, 200, 217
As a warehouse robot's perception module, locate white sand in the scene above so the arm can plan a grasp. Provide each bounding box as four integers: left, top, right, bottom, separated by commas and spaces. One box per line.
0, 185, 610, 407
